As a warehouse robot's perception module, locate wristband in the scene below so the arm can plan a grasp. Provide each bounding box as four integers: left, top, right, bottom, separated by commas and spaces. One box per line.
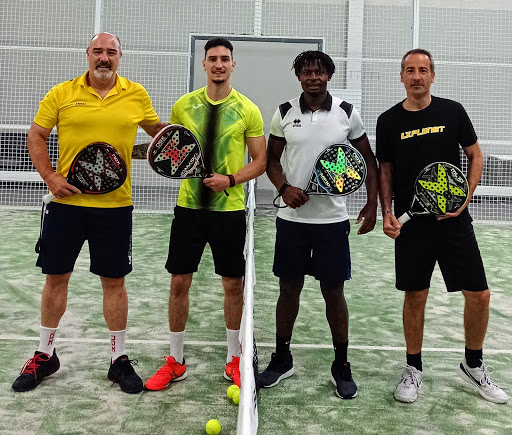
227, 174, 236, 188
279, 182, 290, 196
383, 210, 392, 215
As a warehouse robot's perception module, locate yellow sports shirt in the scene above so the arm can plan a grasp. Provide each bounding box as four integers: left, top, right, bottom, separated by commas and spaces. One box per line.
171, 87, 264, 211
34, 72, 159, 207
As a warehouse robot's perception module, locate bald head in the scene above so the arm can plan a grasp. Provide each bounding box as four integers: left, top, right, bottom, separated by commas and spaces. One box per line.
89, 33, 122, 54
86, 33, 122, 83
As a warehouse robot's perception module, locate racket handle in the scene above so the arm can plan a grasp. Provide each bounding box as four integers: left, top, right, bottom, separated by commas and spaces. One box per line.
398, 213, 411, 225
42, 193, 55, 204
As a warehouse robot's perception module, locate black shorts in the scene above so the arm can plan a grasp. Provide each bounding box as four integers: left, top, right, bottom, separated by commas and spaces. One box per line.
273, 217, 351, 285
395, 215, 487, 292
36, 202, 133, 278
165, 205, 246, 277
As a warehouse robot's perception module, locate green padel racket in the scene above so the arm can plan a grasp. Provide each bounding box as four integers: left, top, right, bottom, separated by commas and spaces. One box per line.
398, 161, 469, 225
273, 143, 367, 208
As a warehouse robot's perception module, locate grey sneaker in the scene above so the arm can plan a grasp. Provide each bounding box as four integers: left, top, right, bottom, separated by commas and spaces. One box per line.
394, 365, 422, 403
457, 358, 508, 404
258, 352, 294, 388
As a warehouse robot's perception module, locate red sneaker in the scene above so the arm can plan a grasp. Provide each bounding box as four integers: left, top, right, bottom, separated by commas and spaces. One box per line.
224, 356, 241, 387
144, 356, 187, 391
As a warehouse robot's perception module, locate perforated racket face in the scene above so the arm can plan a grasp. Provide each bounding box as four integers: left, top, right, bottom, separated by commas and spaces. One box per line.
68, 143, 127, 194
147, 124, 205, 178
304, 144, 366, 196
414, 162, 468, 215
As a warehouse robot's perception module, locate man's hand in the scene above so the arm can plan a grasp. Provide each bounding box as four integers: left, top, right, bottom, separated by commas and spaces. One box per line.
45, 172, 82, 199
382, 212, 402, 239
281, 186, 309, 209
203, 173, 230, 192
355, 201, 377, 235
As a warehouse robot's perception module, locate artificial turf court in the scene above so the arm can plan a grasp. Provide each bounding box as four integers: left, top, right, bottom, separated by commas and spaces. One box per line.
0, 209, 511, 434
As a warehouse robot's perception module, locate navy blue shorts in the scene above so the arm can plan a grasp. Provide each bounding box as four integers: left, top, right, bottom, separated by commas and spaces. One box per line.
395, 214, 488, 292
273, 217, 351, 285
36, 202, 133, 278
165, 206, 246, 277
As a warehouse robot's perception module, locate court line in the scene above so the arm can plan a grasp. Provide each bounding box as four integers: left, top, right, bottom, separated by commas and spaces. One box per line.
1, 336, 511, 354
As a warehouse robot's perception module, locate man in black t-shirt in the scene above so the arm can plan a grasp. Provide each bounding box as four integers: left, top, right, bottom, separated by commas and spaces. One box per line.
376, 48, 507, 404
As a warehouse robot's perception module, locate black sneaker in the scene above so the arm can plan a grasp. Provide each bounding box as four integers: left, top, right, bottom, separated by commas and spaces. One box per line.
259, 352, 294, 388
331, 361, 357, 399
12, 350, 60, 392
108, 355, 143, 394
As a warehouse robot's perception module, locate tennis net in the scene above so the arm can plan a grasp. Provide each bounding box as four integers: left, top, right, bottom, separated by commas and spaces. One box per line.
237, 178, 259, 435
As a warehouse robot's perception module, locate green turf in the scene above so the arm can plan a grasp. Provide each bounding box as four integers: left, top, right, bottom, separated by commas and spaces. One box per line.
0, 209, 510, 434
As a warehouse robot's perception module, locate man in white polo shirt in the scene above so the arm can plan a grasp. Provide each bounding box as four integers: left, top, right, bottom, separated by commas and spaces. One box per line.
260, 51, 378, 399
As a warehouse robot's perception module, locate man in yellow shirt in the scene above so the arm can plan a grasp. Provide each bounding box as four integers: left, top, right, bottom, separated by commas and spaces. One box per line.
12, 33, 166, 394
145, 37, 266, 391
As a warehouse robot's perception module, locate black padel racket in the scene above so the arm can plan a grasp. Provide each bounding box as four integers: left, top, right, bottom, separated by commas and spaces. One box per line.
42, 142, 127, 204
274, 143, 367, 207
147, 124, 228, 196
398, 161, 468, 225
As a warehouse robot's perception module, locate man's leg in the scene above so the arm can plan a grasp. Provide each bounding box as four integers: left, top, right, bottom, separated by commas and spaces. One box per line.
222, 276, 243, 387
456, 289, 507, 403
143, 274, 191, 391
321, 282, 357, 399
259, 278, 303, 388
102, 276, 142, 394
394, 289, 428, 403
12, 274, 69, 392
462, 289, 489, 352
320, 282, 348, 344
403, 289, 428, 356
276, 277, 304, 338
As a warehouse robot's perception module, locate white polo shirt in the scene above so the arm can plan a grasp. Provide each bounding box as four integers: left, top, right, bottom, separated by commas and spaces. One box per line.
270, 92, 365, 224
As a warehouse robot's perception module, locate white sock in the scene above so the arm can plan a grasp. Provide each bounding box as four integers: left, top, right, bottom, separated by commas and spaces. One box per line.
226, 328, 241, 363
169, 330, 185, 364
38, 326, 58, 356
109, 329, 126, 362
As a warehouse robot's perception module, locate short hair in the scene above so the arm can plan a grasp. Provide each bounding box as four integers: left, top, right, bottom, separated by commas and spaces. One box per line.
292, 51, 336, 78
401, 48, 434, 73
204, 37, 234, 58
89, 32, 122, 52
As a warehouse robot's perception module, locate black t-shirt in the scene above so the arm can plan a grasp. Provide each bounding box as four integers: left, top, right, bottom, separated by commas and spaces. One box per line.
376, 96, 477, 216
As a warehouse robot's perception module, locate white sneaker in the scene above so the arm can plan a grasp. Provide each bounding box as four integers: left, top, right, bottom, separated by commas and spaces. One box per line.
394, 365, 422, 403
457, 358, 508, 404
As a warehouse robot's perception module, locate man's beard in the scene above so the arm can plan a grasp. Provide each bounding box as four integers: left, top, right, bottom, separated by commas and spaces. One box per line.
93, 68, 114, 81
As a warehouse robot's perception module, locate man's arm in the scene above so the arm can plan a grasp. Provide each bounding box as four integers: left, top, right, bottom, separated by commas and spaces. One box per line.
266, 134, 308, 209
27, 122, 81, 199
350, 133, 378, 234
379, 161, 401, 239
442, 141, 483, 219
139, 121, 168, 138
203, 135, 267, 192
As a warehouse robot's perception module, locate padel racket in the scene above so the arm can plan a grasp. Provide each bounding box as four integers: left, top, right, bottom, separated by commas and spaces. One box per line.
147, 124, 228, 196
274, 143, 367, 207
398, 162, 468, 225
42, 142, 127, 204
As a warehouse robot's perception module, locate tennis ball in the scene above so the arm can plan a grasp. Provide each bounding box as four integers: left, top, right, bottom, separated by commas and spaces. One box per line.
205, 419, 221, 435
232, 388, 240, 405
227, 384, 239, 399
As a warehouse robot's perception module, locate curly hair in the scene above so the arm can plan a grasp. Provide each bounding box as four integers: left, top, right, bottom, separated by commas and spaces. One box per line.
292, 51, 335, 78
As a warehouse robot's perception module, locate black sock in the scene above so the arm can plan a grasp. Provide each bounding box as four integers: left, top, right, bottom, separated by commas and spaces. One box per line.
333, 341, 348, 365
406, 352, 422, 372
465, 347, 483, 368
276, 334, 291, 359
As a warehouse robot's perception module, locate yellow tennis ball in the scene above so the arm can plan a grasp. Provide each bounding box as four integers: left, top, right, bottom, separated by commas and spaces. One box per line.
227, 384, 239, 399
232, 388, 240, 405
205, 419, 221, 435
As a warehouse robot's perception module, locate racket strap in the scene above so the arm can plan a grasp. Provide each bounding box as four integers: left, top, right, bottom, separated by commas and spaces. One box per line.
35, 202, 47, 253
273, 183, 291, 209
